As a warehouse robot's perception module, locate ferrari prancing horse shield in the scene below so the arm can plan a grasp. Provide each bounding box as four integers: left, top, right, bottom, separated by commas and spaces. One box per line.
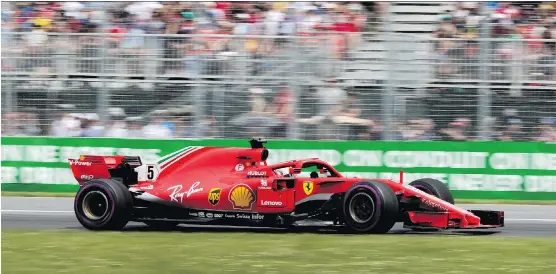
302, 181, 314, 195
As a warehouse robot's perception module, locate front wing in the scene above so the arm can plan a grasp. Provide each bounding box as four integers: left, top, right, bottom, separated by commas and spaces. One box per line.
403, 210, 505, 230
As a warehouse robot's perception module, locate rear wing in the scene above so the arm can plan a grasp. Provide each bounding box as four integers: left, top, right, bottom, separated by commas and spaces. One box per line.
68, 155, 142, 186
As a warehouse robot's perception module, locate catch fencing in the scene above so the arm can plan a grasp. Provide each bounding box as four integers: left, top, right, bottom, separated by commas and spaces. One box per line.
2, 30, 555, 141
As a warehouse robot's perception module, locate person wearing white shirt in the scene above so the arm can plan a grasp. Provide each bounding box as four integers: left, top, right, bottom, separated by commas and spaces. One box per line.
264, 7, 285, 35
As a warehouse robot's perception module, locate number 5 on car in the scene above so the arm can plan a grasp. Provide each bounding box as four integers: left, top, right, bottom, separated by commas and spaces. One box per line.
144, 164, 159, 181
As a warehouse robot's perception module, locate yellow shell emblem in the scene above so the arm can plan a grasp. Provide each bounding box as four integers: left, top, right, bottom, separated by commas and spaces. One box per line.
229, 184, 255, 210
303, 181, 314, 195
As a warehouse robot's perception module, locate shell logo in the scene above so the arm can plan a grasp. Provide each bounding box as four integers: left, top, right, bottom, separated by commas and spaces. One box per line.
229, 184, 255, 210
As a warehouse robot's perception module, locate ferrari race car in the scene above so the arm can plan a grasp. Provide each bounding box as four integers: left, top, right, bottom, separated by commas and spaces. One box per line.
69, 138, 504, 233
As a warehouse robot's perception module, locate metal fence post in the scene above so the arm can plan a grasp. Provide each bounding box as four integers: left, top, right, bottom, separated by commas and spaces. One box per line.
381, 4, 395, 141
98, 34, 109, 125
4, 75, 14, 114
287, 38, 301, 140
192, 82, 204, 135
477, 5, 492, 140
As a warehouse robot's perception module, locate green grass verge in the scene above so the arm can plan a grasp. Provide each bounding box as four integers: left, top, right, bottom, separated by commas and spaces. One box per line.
3, 191, 556, 205
2, 230, 555, 274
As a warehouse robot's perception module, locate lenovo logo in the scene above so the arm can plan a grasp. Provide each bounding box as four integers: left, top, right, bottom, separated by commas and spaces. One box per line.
260, 200, 282, 206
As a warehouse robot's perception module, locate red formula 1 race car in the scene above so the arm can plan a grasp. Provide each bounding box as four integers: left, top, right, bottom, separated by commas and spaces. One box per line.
68, 138, 504, 233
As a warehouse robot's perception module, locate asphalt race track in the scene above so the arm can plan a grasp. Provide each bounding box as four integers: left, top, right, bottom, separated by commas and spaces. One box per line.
2, 197, 555, 237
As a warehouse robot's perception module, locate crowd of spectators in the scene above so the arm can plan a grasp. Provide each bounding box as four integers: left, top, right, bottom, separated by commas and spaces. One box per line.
1, 1, 371, 75
431, 1, 556, 142
2, 2, 370, 35
3, 80, 555, 142
433, 1, 556, 80
1, 2, 555, 142
1, 104, 219, 139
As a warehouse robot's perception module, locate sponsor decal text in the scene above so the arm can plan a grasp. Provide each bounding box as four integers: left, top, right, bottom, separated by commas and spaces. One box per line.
69, 160, 92, 166
247, 171, 266, 176
167, 181, 204, 203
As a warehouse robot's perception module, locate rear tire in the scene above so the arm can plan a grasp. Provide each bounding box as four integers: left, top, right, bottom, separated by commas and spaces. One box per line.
342, 181, 399, 234
74, 179, 133, 230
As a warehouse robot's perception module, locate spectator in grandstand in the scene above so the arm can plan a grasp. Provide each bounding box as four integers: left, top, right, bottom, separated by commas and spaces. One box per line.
535, 117, 556, 141
296, 78, 355, 140
104, 107, 129, 138
22, 22, 52, 73
53, 113, 83, 137
229, 87, 281, 138
329, 90, 373, 134
76, 22, 103, 74
118, 21, 147, 75
267, 84, 295, 138
1, 112, 40, 136
49, 105, 83, 137
436, 117, 471, 141
402, 119, 438, 141
496, 118, 528, 141
433, 15, 459, 78
1, 113, 18, 136
142, 110, 174, 139
434, 14, 457, 39
356, 120, 382, 141
263, 3, 286, 36
534, 19, 556, 80
80, 114, 104, 137
125, 116, 146, 138
316, 78, 347, 118
195, 116, 219, 138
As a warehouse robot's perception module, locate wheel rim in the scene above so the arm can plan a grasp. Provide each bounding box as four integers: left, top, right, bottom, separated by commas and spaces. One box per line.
348, 192, 376, 224
82, 190, 109, 220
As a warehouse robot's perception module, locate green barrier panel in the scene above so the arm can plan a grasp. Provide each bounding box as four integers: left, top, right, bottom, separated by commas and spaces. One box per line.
2, 137, 556, 200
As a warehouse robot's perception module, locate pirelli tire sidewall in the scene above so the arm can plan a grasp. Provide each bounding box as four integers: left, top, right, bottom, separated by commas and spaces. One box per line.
342, 181, 399, 234
74, 179, 133, 230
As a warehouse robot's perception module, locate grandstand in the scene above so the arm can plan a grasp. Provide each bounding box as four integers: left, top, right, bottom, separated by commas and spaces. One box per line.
341, 2, 450, 82
1, 1, 555, 142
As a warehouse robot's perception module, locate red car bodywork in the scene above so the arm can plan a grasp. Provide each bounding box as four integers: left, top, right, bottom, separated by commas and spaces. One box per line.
69, 140, 504, 231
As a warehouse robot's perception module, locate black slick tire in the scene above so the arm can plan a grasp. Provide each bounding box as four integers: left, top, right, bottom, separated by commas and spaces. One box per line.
407, 178, 454, 232
74, 179, 133, 230
342, 181, 399, 234
409, 178, 454, 204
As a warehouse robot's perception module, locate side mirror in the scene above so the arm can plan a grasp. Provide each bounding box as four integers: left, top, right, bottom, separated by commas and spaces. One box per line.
272, 179, 295, 191
289, 167, 301, 174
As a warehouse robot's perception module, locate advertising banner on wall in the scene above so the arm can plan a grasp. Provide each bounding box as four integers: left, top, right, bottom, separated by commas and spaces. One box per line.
2, 137, 555, 200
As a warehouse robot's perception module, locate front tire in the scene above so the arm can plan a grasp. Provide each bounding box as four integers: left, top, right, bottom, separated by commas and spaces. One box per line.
409, 178, 454, 204
407, 178, 454, 232
342, 181, 399, 234
74, 179, 133, 230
